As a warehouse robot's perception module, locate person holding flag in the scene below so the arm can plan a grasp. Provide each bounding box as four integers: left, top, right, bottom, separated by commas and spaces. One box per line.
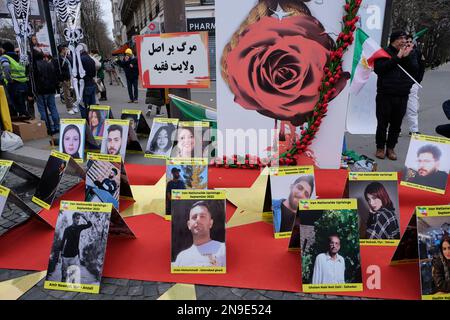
373, 30, 419, 161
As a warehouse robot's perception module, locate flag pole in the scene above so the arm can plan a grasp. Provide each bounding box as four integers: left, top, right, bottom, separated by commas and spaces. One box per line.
397, 65, 423, 89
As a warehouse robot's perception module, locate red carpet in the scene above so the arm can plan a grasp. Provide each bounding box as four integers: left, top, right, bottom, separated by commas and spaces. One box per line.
1, 164, 448, 300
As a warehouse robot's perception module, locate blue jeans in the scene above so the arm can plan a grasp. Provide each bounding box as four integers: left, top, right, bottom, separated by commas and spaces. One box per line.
36, 94, 60, 132
127, 78, 138, 101
7, 82, 28, 116
82, 85, 97, 119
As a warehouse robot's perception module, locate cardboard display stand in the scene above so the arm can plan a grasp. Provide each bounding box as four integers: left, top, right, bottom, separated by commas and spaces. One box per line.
0, 160, 40, 186
121, 109, 151, 136
0, 185, 53, 233
170, 189, 226, 274
391, 205, 450, 300
32, 151, 86, 210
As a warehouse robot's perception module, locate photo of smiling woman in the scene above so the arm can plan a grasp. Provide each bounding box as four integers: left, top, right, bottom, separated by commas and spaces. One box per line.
363, 182, 400, 240
146, 123, 176, 157
171, 127, 196, 158
59, 123, 85, 162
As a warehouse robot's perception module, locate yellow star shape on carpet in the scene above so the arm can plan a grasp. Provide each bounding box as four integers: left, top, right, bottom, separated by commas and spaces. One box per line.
157, 283, 196, 300
120, 175, 166, 218
220, 167, 271, 228
0, 271, 47, 300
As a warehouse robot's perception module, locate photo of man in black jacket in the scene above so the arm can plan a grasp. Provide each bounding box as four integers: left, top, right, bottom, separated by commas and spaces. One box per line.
374, 30, 420, 161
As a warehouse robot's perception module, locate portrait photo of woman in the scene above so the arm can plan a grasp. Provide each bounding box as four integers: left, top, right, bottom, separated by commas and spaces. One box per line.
171, 127, 196, 159
432, 234, 450, 294
59, 124, 85, 161
363, 182, 400, 240
146, 123, 176, 157
88, 109, 106, 138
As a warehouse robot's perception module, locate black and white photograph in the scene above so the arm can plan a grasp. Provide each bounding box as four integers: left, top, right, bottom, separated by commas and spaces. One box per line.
349, 178, 400, 240
100, 120, 130, 160
171, 192, 226, 273
145, 119, 177, 159
402, 135, 450, 192
86, 157, 121, 210
44, 201, 112, 294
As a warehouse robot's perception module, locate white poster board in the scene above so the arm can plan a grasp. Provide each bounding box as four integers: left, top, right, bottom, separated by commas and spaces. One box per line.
216, 0, 354, 169
346, 0, 387, 134
136, 32, 210, 88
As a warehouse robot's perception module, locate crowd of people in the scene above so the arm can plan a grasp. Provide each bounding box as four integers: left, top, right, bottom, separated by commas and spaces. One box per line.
0, 37, 138, 135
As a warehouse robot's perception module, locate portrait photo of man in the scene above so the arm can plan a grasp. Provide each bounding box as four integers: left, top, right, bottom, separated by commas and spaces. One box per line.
106, 125, 123, 156
166, 167, 186, 216
312, 234, 346, 285
172, 201, 226, 268
403, 143, 449, 190
101, 122, 129, 160
271, 175, 315, 234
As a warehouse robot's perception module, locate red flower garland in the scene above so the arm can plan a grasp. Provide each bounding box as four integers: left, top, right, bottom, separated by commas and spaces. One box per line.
280, 0, 362, 166
213, 0, 362, 169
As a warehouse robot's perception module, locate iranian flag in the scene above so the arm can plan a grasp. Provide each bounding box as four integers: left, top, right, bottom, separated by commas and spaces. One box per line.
169, 94, 217, 129
350, 29, 391, 95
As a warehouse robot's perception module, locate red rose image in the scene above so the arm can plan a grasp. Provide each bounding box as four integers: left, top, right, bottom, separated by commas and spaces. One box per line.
224, 15, 349, 126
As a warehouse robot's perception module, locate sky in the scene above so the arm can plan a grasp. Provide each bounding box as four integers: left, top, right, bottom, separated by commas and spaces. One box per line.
100, 0, 114, 40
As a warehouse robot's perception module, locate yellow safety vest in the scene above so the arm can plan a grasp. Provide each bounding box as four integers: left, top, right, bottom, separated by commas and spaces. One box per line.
1, 55, 28, 84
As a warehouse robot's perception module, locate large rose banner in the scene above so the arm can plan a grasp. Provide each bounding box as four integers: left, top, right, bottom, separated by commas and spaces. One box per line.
216, 0, 357, 169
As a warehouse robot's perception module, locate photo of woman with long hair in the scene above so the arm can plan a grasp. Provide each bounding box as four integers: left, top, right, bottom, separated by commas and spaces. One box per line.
171, 127, 196, 158
432, 234, 450, 294
88, 109, 105, 137
146, 124, 176, 157
363, 182, 400, 240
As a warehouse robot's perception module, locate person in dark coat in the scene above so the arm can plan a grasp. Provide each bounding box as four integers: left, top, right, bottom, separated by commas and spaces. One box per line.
118, 48, 139, 103
374, 30, 419, 161
33, 51, 60, 134
79, 43, 97, 119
